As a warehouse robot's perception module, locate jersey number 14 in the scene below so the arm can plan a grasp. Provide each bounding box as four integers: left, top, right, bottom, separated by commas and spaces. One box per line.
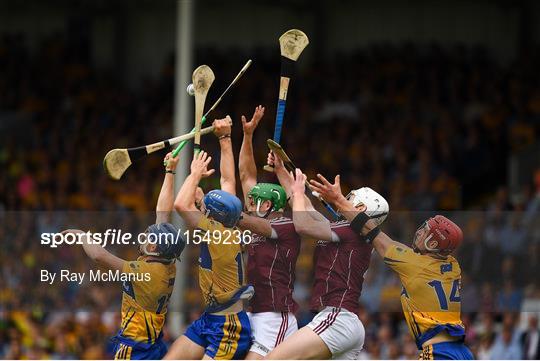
428, 279, 461, 310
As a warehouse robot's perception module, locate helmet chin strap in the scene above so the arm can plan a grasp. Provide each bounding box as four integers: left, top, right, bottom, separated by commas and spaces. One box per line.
255, 199, 271, 218
423, 233, 437, 251
141, 242, 159, 257
413, 232, 438, 255
423, 233, 447, 258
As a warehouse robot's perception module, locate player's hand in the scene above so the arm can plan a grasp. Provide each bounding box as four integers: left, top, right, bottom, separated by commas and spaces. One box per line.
267, 151, 275, 167
267, 151, 285, 170
191, 151, 215, 178
213, 116, 232, 138
242, 105, 265, 135
309, 174, 345, 205
164, 152, 179, 172
291, 168, 306, 195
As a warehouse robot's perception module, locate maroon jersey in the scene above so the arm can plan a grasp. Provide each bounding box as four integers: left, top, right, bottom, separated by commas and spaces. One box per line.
310, 220, 373, 313
246, 216, 301, 313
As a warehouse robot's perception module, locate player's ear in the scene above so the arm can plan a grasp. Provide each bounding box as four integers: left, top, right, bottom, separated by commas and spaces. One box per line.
147, 243, 158, 253
263, 199, 273, 211
355, 202, 367, 212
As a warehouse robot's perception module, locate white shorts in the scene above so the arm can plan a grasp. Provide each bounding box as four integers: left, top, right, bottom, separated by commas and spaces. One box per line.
247, 311, 298, 356
307, 307, 365, 360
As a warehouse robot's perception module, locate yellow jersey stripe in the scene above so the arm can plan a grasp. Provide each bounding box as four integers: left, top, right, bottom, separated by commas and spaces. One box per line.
227, 315, 235, 357
230, 314, 241, 357
227, 315, 236, 357
121, 308, 136, 331
216, 315, 232, 358
125, 345, 132, 360
419, 344, 434, 360
143, 312, 152, 344
410, 311, 422, 337
115, 345, 125, 360
121, 306, 131, 328
150, 315, 157, 343
228, 315, 237, 357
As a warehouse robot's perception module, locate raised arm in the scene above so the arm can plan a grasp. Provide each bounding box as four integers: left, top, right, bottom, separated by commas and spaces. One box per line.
268, 151, 293, 197
290, 169, 335, 241
174, 151, 215, 228
238, 213, 274, 238
156, 152, 180, 224
60, 229, 124, 271
239, 106, 265, 199
214, 116, 236, 195
269, 151, 329, 223
309, 174, 401, 256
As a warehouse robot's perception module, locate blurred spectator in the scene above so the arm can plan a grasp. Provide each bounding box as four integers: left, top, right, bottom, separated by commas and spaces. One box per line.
489, 326, 523, 359
520, 315, 540, 359
499, 214, 527, 257
477, 333, 495, 360
496, 280, 524, 312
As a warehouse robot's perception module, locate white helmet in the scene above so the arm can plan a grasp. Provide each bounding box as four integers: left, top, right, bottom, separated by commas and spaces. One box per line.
346, 187, 389, 226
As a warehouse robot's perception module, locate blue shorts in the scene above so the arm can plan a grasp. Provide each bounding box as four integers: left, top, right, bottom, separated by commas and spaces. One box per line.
185, 311, 252, 360
420, 341, 474, 360
112, 338, 167, 360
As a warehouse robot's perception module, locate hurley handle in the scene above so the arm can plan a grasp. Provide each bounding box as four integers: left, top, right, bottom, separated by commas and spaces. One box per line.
168, 116, 208, 162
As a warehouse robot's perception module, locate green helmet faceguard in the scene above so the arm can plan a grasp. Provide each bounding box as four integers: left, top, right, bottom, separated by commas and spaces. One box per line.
247, 183, 287, 217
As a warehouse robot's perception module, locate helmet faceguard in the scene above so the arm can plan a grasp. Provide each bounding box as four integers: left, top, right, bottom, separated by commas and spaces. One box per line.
247, 183, 287, 218
140, 223, 185, 261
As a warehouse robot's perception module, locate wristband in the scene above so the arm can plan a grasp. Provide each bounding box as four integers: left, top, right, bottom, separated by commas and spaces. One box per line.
349, 212, 370, 233
365, 227, 381, 244
166, 170, 176, 174
219, 134, 231, 140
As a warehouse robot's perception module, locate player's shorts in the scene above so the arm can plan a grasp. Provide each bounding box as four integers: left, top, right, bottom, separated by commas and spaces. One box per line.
112, 338, 167, 360
185, 311, 252, 360
419, 341, 474, 360
247, 311, 298, 356
307, 307, 365, 360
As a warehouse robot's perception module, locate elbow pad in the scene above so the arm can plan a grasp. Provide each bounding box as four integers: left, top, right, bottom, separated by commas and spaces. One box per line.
365, 227, 381, 244
350, 212, 381, 244
349, 213, 370, 233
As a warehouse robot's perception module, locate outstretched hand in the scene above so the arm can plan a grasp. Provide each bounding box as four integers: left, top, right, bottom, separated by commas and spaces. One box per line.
309, 174, 345, 205
291, 168, 307, 195
242, 105, 265, 135
190, 151, 215, 178
267, 151, 285, 170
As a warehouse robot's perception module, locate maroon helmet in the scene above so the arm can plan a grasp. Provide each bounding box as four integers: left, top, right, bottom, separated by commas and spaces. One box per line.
421, 215, 463, 255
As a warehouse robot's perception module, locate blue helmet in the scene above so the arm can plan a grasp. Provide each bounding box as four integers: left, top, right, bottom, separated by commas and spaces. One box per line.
144, 223, 185, 260
203, 190, 243, 228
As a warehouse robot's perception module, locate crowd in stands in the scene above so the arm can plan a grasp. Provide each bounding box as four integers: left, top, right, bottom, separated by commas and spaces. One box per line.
1, 31, 539, 359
